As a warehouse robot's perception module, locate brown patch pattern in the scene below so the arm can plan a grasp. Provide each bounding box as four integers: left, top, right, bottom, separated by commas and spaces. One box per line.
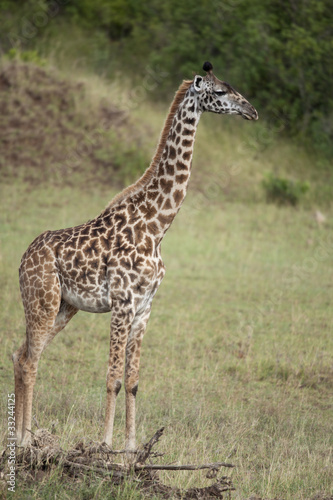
13, 64, 258, 453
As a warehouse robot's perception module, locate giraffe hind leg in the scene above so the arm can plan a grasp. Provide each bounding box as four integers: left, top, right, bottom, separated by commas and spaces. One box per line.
13, 338, 44, 447
14, 254, 78, 447
43, 300, 78, 349
13, 343, 26, 444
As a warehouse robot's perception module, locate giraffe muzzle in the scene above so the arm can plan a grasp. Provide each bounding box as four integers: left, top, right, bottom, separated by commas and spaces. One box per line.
241, 105, 258, 121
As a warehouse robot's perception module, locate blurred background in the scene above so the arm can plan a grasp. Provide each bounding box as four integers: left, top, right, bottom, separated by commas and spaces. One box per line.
2, 0, 333, 147
0, 0, 332, 186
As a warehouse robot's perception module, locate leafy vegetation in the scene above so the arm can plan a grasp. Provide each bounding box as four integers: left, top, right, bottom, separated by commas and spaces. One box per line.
5, 47, 46, 65
262, 173, 310, 206
0, 57, 331, 207
0, 0, 332, 157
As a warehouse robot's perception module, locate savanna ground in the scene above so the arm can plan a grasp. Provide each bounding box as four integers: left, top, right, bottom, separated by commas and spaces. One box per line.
0, 59, 332, 499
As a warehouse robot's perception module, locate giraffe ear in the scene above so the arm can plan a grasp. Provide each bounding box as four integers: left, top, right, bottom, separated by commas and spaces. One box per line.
193, 75, 203, 92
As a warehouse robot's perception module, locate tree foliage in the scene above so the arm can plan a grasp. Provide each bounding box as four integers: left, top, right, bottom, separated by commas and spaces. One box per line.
0, 0, 332, 156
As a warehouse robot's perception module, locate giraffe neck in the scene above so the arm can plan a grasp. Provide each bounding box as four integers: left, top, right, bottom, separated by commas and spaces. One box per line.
138, 87, 201, 241
146, 89, 201, 238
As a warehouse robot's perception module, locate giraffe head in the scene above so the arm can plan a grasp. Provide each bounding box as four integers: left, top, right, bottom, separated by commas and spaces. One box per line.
193, 61, 258, 120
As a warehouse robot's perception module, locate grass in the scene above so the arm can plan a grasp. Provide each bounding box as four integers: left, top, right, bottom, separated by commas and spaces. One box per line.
0, 181, 332, 499
0, 61, 332, 499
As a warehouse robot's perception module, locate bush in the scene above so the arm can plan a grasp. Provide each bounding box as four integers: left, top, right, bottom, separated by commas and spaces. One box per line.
1, 0, 332, 158
262, 173, 310, 206
5, 48, 46, 66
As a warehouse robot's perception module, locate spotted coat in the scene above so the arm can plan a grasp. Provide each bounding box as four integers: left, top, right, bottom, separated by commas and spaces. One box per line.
13, 62, 258, 450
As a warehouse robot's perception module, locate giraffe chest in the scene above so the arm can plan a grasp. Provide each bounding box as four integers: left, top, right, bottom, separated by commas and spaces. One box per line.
110, 253, 165, 313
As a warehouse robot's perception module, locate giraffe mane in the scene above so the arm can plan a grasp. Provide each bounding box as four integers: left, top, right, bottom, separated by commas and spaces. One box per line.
106, 79, 193, 210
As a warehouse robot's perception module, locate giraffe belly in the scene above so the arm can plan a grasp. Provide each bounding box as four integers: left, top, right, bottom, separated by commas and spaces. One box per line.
61, 283, 112, 313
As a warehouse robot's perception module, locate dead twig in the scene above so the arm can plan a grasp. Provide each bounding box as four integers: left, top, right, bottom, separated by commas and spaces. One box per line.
134, 461, 235, 472
136, 426, 165, 464
4, 427, 235, 499
63, 459, 125, 479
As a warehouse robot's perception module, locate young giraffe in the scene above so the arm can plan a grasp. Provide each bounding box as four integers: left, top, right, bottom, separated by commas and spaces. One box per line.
14, 62, 258, 450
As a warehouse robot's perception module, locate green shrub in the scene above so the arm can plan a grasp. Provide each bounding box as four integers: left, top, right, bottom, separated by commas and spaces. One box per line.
1, 0, 332, 157
262, 173, 310, 206
5, 48, 46, 66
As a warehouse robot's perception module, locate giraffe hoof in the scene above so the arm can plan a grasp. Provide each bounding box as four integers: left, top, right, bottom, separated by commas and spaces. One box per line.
124, 449, 137, 467
19, 436, 32, 448
87, 441, 113, 454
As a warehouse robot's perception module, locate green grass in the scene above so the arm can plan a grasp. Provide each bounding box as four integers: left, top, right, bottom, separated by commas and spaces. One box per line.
0, 180, 332, 499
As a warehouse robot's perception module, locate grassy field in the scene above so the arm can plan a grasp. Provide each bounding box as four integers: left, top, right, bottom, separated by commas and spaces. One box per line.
0, 62, 332, 499
1, 184, 332, 499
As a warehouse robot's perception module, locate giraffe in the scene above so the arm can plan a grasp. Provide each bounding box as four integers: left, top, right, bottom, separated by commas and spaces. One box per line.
13, 62, 258, 450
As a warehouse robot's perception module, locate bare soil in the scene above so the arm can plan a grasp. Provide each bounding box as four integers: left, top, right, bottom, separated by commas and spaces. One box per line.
0, 61, 126, 186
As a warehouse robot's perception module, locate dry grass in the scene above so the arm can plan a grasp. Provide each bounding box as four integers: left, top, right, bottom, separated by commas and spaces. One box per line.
1, 183, 332, 499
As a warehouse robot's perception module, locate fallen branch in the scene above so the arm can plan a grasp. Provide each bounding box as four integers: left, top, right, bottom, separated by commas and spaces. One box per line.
135, 461, 235, 472
136, 426, 165, 464
63, 459, 125, 479
0, 427, 235, 499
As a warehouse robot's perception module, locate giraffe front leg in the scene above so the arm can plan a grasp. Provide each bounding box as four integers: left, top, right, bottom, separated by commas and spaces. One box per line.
125, 304, 152, 452
103, 304, 134, 447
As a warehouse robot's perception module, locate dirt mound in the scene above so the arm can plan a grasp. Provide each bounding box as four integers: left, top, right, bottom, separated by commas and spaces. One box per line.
0, 61, 127, 186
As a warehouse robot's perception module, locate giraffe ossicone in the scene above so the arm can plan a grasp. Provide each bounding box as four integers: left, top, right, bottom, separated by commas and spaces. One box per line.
13, 62, 258, 450
203, 61, 213, 73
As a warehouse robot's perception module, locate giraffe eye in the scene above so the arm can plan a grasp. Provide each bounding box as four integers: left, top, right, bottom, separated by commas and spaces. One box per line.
215, 90, 227, 96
